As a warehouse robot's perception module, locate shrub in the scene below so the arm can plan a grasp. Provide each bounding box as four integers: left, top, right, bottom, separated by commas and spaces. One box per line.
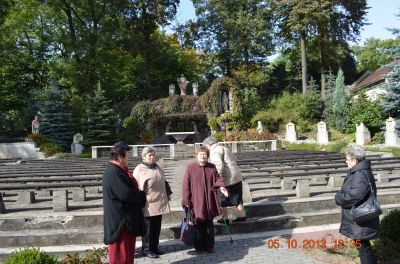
393, 149, 400, 157
207, 117, 218, 131
372, 238, 400, 261
5, 248, 58, 264
61, 247, 107, 264
325, 141, 348, 153
284, 143, 320, 151
369, 131, 385, 144
346, 94, 384, 134
223, 129, 277, 141
27, 133, 48, 147
251, 90, 322, 134
380, 209, 400, 243
138, 130, 152, 144
213, 131, 225, 142
41, 142, 63, 157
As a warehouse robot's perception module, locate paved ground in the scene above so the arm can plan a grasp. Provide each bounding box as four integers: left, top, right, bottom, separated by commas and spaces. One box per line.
132, 224, 356, 264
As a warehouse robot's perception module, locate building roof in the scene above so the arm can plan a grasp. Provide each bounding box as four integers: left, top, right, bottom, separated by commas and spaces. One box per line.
353, 66, 389, 91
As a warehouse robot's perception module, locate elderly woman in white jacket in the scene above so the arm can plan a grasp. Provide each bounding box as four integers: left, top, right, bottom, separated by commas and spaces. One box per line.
203, 136, 246, 224
133, 147, 171, 259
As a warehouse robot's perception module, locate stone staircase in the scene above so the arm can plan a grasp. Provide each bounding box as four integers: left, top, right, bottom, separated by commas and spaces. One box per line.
1, 150, 400, 261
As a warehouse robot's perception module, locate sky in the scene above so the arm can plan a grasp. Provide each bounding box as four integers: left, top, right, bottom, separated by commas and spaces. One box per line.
172, 0, 400, 45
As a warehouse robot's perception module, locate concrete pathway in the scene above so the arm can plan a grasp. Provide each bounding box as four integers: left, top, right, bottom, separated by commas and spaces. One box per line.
133, 224, 354, 264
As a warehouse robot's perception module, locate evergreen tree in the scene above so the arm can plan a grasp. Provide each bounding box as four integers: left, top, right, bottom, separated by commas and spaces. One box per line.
381, 46, 400, 132
84, 83, 116, 147
323, 70, 336, 126
332, 68, 349, 132
39, 79, 73, 149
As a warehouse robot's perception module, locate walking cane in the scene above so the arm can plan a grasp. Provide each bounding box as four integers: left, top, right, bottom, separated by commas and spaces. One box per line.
221, 218, 234, 244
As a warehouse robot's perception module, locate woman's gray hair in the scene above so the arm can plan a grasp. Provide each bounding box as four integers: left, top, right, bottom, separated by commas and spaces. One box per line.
346, 145, 366, 162
141, 146, 156, 158
202, 136, 218, 146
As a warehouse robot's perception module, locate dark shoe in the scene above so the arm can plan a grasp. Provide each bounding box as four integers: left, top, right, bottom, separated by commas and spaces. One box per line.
232, 217, 246, 223
152, 249, 165, 255
217, 218, 229, 225
206, 248, 214, 253
143, 251, 159, 259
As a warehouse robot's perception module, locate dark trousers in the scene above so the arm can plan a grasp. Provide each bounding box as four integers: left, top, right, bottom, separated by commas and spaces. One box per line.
194, 220, 215, 251
357, 240, 377, 264
142, 215, 162, 253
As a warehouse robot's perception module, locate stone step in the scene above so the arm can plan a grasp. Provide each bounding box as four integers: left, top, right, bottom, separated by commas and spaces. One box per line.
2, 203, 399, 248
2, 189, 400, 233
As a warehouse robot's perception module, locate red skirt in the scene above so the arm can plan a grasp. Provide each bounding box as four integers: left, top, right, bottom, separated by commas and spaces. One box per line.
108, 226, 136, 264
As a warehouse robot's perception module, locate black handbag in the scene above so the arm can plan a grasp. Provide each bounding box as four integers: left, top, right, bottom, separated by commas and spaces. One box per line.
350, 171, 382, 223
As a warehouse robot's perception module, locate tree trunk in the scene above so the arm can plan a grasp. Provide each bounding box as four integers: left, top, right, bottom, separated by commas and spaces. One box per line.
225, 30, 232, 77
300, 33, 307, 94
320, 40, 326, 99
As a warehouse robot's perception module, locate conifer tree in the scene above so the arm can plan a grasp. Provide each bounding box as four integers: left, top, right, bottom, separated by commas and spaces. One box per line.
84, 82, 116, 147
39, 79, 73, 149
323, 71, 336, 126
381, 47, 400, 132
332, 68, 349, 132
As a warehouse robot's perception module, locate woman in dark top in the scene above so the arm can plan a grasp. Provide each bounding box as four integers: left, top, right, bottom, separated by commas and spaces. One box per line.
103, 142, 146, 264
335, 145, 379, 264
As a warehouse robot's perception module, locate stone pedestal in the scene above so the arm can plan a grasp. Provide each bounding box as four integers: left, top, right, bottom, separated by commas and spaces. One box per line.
53, 190, 68, 212
285, 122, 297, 143
385, 117, 400, 147
296, 180, 310, 198
281, 179, 293, 190
317, 121, 329, 145
72, 188, 86, 201
376, 173, 389, 183
86, 186, 99, 194
242, 180, 252, 203
0, 193, 5, 214
356, 123, 371, 146
17, 191, 35, 204
328, 175, 343, 187
71, 143, 84, 155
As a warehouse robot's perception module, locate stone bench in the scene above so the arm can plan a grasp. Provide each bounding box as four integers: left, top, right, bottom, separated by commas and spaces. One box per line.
250, 179, 400, 200
0, 184, 100, 213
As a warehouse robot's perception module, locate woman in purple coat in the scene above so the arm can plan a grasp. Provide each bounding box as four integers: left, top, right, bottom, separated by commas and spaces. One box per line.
181, 146, 228, 253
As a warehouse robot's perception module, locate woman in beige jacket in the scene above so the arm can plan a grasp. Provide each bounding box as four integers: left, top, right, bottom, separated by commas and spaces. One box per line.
133, 147, 171, 259
203, 136, 246, 224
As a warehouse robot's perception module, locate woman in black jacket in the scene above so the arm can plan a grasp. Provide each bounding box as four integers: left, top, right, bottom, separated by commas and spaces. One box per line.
335, 145, 379, 264
103, 142, 146, 264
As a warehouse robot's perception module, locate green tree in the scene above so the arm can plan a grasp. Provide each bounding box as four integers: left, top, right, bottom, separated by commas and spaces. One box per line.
191, 0, 275, 88
84, 83, 116, 147
347, 94, 383, 134
332, 68, 349, 132
274, 0, 368, 94
297, 79, 323, 132
381, 47, 400, 131
39, 79, 73, 149
323, 70, 336, 126
352, 38, 400, 72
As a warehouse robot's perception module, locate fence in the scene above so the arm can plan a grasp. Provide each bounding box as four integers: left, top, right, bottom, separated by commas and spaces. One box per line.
194, 140, 277, 153
92, 140, 277, 159
92, 144, 176, 159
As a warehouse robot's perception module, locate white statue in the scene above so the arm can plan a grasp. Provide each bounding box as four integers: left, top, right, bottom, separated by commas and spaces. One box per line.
177, 75, 189, 96
257, 121, 263, 134
31, 116, 40, 134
